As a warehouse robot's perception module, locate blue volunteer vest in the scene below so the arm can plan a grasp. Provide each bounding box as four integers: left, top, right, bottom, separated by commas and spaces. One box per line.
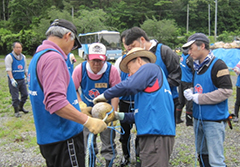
180, 53, 193, 83
28, 49, 83, 145
80, 61, 111, 107
134, 66, 175, 136
120, 70, 135, 102
193, 58, 229, 121
66, 53, 74, 75
10, 53, 25, 79
154, 44, 178, 99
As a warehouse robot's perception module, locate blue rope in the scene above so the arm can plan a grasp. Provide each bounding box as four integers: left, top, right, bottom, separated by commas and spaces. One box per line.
195, 104, 206, 167
86, 105, 125, 167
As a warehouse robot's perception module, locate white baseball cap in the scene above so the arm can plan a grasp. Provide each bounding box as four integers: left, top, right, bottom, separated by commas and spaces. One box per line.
88, 43, 106, 61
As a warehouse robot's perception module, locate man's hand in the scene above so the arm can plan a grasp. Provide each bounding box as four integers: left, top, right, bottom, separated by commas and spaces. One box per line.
83, 117, 107, 134
93, 93, 107, 104
10, 78, 18, 87
114, 111, 125, 121
184, 89, 193, 101
106, 111, 125, 126
192, 94, 199, 104
81, 107, 92, 117
184, 89, 199, 104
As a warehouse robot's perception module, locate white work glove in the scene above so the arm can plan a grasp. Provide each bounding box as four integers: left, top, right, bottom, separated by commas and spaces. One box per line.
192, 94, 199, 104
114, 111, 125, 121
93, 93, 107, 104
10, 78, 18, 87
184, 89, 200, 104
184, 89, 193, 101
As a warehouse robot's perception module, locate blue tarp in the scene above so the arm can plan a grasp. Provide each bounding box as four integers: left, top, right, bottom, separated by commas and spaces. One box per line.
212, 48, 240, 68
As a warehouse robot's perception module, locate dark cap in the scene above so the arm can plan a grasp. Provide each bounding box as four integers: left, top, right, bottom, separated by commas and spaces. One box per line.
182, 33, 209, 48
50, 19, 81, 50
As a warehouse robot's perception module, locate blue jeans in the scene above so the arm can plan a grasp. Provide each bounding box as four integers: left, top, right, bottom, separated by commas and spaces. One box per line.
194, 119, 226, 167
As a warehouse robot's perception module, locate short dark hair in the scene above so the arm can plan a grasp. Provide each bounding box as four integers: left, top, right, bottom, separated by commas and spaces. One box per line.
120, 29, 130, 43
195, 41, 209, 50
12, 42, 22, 48
125, 27, 150, 45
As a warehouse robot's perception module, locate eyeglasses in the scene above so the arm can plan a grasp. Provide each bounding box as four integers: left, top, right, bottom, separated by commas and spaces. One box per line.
89, 59, 105, 64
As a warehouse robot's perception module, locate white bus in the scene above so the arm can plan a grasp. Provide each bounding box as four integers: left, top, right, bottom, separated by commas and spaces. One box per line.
78, 30, 122, 61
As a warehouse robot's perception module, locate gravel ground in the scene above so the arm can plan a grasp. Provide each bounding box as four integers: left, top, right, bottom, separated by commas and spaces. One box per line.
0, 76, 239, 167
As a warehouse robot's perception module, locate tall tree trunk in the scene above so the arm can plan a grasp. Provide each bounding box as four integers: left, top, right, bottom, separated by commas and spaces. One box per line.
3, 0, 6, 21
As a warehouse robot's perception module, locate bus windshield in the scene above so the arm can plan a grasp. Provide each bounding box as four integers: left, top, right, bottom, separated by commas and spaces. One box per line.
78, 30, 122, 61
99, 34, 121, 50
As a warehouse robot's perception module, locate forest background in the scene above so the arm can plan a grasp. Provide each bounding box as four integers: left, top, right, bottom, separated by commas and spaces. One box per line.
0, 0, 240, 56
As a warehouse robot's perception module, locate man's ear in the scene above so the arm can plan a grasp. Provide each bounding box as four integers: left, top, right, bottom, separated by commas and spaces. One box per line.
137, 57, 142, 65
140, 36, 145, 43
64, 32, 71, 41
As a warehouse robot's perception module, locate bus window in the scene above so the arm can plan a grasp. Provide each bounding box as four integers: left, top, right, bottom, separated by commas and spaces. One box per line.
78, 31, 122, 61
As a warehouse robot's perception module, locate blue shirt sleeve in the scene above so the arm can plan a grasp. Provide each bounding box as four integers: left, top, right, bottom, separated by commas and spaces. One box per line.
104, 63, 163, 99
121, 112, 135, 124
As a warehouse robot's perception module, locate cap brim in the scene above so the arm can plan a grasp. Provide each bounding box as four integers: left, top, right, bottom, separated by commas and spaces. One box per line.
89, 54, 106, 61
182, 40, 195, 49
72, 36, 82, 50
120, 50, 156, 73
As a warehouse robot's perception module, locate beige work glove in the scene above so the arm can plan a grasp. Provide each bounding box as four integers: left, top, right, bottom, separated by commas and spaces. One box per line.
81, 107, 92, 117
93, 93, 108, 104
79, 101, 87, 109
83, 117, 107, 134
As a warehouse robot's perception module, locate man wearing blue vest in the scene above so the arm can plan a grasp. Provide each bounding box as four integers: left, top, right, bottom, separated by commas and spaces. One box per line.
72, 42, 120, 166
183, 33, 232, 167
176, 48, 194, 126
28, 19, 107, 167
5, 42, 29, 118
124, 27, 181, 125
93, 47, 175, 167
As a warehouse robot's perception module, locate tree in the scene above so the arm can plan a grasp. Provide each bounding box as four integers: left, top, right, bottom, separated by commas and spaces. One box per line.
141, 17, 178, 48
75, 9, 110, 33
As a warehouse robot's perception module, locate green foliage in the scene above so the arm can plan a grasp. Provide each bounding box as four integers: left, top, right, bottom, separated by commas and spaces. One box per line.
141, 17, 178, 48
75, 9, 109, 33
217, 30, 240, 43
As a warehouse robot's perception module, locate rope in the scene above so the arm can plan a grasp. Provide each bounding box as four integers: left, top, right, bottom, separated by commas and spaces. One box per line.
85, 105, 118, 167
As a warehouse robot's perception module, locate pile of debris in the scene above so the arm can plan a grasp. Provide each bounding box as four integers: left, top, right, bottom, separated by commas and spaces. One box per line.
210, 40, 240, 49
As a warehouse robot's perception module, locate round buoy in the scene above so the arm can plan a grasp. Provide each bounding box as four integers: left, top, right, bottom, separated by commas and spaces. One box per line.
92, 102, 114, 122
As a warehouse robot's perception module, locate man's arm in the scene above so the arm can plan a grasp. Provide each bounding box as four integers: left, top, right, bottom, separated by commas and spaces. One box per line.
161, 45, 181, 87
7, 71, 14, 79
109, 65, 120, 111
72, 63, 82, 92
111, 97, 119, 111
23, 55, 28, 77
55, 103, 88, 124
5, 54, 13, 78
104, 63, 162, 100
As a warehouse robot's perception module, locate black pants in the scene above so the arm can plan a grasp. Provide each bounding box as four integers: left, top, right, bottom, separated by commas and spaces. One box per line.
119, 100, 134, 155
176, 81, 193, 113
234, 86, 240, 117
8, 78, 28, 107
39, 132, 85, 167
